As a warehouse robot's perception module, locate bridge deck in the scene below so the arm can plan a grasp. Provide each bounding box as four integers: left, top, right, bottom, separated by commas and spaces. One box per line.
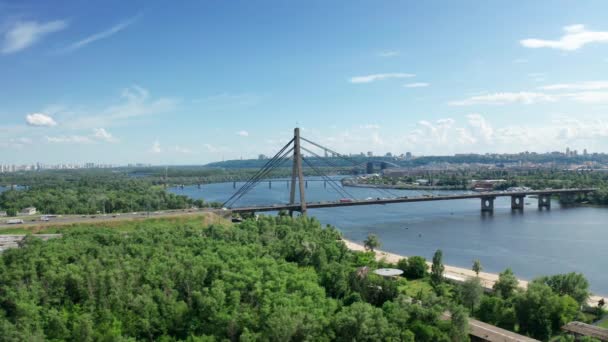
230, 188, 596, 213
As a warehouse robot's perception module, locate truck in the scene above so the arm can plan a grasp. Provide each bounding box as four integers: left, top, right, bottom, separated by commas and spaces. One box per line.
6, 219, 24, 225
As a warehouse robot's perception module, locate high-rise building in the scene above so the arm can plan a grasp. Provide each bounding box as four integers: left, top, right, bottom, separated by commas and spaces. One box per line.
405, 152, 412, 160
367, 151, 373, 157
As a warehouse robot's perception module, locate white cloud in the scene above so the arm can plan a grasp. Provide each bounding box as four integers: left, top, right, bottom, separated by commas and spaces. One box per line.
66, 85, 179, 129
173, 145, 193, 154
236, 130, 249, 137
60, 15, 138, 53
466, 113, 494, 143
92, 128, 117, 142
449, 92, 557, 106
539, 81, 608, 91
25, 113, 58, 127
520, 24, 608, 51
377, 50, 400, 57
46, 135, 92, 144
513, 58, 528, 64
563, 91, 608, 104
349, 73, 415, 84
404, 82, 430, 88
360, 124, 380, 129
149, 140, 161, 153
1, 20, 67, 54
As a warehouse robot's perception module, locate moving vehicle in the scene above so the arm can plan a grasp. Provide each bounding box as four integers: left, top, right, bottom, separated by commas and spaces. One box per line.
6, 219, 24, 224
339, 198, 353, 203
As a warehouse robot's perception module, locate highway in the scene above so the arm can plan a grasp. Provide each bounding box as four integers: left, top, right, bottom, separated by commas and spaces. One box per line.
230, 188, 597, 213
0, 208, 223, 230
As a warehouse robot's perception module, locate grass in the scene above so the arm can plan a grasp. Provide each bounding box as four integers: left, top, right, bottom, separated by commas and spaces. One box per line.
598, 318, 608, 329
399, 278, 435, 298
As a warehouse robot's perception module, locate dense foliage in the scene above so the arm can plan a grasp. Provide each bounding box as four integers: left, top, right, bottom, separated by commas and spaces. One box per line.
0, 216, 460, 341
0, 171, 218, 216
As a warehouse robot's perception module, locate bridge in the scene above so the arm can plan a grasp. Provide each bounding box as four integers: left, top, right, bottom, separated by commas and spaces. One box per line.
224, 128, 596, 216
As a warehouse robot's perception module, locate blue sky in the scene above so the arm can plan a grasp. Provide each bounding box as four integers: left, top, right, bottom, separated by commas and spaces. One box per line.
1, 1, 608, 164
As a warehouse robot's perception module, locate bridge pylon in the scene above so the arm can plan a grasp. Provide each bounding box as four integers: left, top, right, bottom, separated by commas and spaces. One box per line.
289, 127, 307, 216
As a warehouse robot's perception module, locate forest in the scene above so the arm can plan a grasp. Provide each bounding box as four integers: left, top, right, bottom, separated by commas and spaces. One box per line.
0, 170, 220, 216
0, 215, 601, 341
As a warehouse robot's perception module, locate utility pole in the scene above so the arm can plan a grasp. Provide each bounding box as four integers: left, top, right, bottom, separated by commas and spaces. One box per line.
289, 127, 307, 216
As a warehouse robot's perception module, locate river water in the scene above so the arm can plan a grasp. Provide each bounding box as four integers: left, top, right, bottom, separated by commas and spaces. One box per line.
171, 177, 608, 295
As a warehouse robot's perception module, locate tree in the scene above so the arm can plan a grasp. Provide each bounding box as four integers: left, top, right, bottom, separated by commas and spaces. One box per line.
397, 256, 428, 280
472, 259, 482, 277
449, 306, 469, 342
460, 277, 483, 312
493, 268, 518, 299
534, 272, 590, 305
332, 302, 396, 341
431, 250, 445, 286
515, 283, 579, 340
363, 234, 381, 252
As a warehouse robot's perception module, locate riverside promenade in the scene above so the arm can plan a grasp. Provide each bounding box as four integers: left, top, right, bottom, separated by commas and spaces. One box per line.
342, 239, 605, 308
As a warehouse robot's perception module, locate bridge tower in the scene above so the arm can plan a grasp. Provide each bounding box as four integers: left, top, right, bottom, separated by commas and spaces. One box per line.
289, 128, 307, 216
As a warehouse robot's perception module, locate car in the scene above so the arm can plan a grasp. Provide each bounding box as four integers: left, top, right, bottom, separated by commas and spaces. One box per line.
40, 216, 50, 221
339, 198, 353, 203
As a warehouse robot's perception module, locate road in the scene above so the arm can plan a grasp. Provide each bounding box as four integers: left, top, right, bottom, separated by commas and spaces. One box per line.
0, 208, 225, 230
230, 188, 597, 213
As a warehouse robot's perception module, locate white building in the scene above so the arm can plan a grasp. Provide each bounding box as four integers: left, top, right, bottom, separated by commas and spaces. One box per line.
20, 207, 37, 216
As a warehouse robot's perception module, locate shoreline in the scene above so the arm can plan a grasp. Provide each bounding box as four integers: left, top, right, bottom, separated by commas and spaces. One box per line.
342, 238, 605, 307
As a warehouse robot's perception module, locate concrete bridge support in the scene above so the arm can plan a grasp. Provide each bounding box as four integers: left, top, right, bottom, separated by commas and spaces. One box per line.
481, 197, 495, 212
511, 195, 525, 210
538, 194, 551, 209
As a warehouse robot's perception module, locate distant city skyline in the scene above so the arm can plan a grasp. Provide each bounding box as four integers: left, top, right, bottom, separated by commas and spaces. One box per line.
2, 1, 608, 164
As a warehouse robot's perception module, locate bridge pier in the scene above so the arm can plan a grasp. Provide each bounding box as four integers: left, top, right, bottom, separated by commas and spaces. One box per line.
538, 194, 551, 209
233, 181, 236, 189
269, 181, 271, 189
510, 195, 525, 210
306, 180, 308, 188
481, 197, 495, 212
324, 180, 327, 188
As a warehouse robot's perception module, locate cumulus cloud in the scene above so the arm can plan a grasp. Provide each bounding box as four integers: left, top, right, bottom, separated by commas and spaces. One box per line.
1, 20, 67, 54
539, 81, 608, 91
46, 135, 92, 144
360, 124, 380, 129
449, 92, 557, 106
520, 24, 608, 51
404, 82, 430, 88
150, 140, 161, 153
25, 113, 58, 127
60, 15, 138, 53
350, 73, 415, 84
236, 130, 249, 137
281, 114, 608, 156
92, 128, 117, 142
173, 145, 193, 154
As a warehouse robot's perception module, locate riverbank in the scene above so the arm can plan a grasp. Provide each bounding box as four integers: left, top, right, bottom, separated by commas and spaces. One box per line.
342, 239, 605, 308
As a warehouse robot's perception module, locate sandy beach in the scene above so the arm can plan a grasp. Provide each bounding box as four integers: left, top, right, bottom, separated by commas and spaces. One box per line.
342, 239, 605, 307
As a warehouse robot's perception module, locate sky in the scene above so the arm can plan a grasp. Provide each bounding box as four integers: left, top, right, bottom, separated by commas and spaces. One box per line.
2, 1, 608, 165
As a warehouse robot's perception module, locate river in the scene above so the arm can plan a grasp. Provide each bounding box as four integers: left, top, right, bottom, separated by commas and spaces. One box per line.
171, 177, 608, 295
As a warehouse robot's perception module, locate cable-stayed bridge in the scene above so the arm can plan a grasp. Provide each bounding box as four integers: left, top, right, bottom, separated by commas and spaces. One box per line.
224, 128, 596, 216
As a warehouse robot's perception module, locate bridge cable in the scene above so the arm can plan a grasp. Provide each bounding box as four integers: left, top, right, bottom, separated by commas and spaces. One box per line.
223, 142, 291, 206
223, 138, 294, 206
300, 137, 401, 198
301, 146, 399, 198
225, 150, 294, 207
224, 147, 294, 207
302, 157, 356, 200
